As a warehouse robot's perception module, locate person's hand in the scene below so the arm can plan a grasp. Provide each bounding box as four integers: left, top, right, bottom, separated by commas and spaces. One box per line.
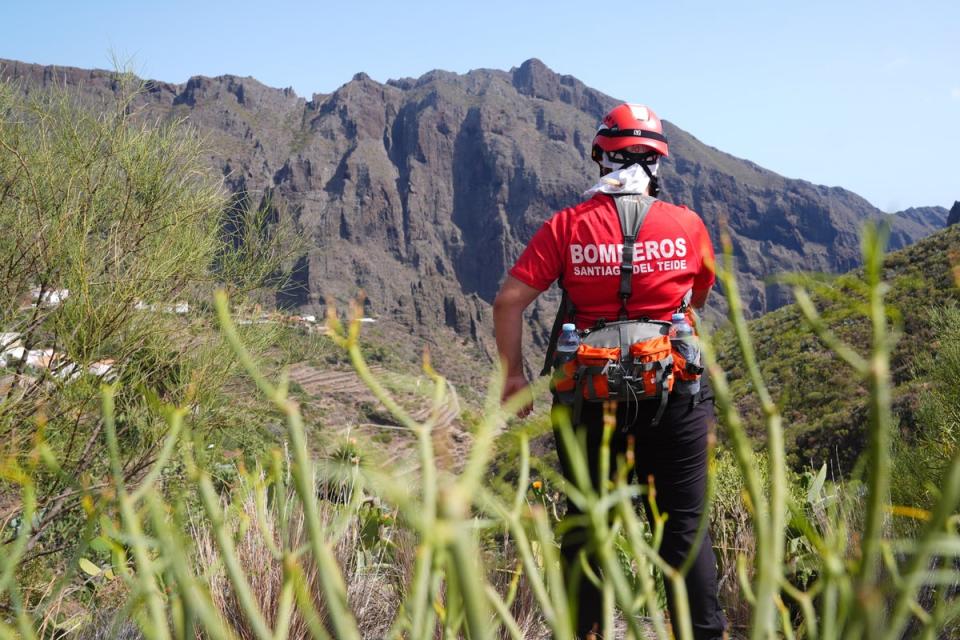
502, 374, 533, 418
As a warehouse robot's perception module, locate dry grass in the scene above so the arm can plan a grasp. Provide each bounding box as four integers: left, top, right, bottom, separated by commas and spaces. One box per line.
192, 471, 406, 639
488, 558, 549, 639
713, 509, 756, 632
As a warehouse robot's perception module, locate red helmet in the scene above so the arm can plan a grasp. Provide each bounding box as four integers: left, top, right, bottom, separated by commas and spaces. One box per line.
591, 103, 669, 163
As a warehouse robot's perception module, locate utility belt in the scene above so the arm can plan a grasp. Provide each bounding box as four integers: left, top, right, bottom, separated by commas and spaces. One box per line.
550, 318, 703, 426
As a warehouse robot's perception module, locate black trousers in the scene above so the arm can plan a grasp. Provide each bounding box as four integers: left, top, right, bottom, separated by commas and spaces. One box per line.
553, 379, 727, 639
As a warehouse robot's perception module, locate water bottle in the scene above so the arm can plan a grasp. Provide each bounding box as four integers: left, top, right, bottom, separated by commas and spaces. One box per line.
671, 313, 701, 396
557, 323, 580, 354
553, 323, 580, 403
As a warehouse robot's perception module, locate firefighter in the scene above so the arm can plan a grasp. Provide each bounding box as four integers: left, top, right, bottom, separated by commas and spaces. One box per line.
493, 103, 727, 639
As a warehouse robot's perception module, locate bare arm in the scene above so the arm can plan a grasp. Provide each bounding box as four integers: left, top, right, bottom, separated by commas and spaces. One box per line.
690, 286, 712, 310
493, 275, 542, 410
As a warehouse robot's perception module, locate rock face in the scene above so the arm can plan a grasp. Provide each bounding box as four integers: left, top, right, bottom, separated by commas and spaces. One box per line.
948, 201, 960, 227
1, 58, 948, 369
896, 205, 950, 229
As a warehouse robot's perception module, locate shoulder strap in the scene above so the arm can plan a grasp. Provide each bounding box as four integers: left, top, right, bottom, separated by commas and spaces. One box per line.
539, 194, 656, 375
539, 287, 574, 377
614, 195, 657, 321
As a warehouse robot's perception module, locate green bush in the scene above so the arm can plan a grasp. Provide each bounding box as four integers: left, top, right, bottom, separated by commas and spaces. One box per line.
0, 71, 290, 593
892, 304, 960, 512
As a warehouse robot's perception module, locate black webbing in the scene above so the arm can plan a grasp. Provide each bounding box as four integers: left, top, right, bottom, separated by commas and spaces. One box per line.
637, 160, 661, 197
613, 195, 657, 321
651, 383, 668, 426
539, 288, 574, 377
572, 373, 586, 425
595, 129, 668, 144
618, 238, 634, 320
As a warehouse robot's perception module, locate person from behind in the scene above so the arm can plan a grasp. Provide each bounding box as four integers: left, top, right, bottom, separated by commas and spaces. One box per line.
493, 103, 727, 639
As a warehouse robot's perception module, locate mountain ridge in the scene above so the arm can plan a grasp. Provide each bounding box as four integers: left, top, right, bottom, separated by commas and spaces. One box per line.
0, 57, 949, 373
3, 56, 947, 209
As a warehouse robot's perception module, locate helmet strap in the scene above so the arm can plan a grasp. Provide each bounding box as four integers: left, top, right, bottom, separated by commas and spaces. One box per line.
637, 161, 661, 197
594, 146, 662, 196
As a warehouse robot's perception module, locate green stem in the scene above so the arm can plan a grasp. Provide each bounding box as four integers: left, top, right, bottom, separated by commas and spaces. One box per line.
272, 576, 296, 640
485, 584, 525, 640
884, 447, 960, 640
780, 577, 819, 639
597, 529, 648, 640
617, 503, 670, 640
533, 506, 574, 638
793, 288, 868, 375
129, 407, 184, 503
143, 493, 237, 640
855, 224, 895, 628
715, 249, 785, 640
0, 478, 36, 595
286, 559, 333, 640
511, 433, 531, 517
453, 547, 492, 640
409, 542, 437, 640
103, 387, 171, 640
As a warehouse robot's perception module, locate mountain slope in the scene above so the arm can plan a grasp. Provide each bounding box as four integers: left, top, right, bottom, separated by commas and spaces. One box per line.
0, 57, 949, 374
719, 223, 960, 471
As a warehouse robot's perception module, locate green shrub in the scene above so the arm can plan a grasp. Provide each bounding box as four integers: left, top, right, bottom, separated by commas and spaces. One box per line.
0, 70, 290, 591
892, 304, 960, 512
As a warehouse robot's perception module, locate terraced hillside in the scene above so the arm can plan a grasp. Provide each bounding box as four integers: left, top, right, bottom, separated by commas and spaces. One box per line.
280, 337, 473, 477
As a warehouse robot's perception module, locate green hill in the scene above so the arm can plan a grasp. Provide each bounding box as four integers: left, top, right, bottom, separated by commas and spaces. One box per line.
718, 223, 960, 472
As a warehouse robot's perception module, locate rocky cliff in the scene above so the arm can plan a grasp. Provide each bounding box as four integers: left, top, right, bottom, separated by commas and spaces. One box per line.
1, 58, 948, 372
947, 201, 960, 227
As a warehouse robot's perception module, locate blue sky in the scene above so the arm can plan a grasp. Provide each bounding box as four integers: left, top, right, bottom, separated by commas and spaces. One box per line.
4, 0, 958, 211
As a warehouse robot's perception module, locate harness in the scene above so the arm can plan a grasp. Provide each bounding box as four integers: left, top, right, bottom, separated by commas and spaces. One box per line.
543, 194, 695, 426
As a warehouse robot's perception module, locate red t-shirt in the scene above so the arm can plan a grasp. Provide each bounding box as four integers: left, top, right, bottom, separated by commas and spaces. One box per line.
509, 194, 715, 328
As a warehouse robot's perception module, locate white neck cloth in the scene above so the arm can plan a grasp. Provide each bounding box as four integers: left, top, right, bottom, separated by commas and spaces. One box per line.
582, 162, 659, 199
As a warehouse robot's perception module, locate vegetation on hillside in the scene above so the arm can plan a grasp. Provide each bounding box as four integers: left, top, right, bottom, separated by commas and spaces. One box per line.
0, 73, 297, 603
5, 224, 960, 639
717, 223, 960, 473
891, 304, 960, 513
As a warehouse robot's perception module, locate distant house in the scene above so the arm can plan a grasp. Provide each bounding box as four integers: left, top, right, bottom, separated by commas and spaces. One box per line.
134, 301, 190, 314
0, 323, 117, 382
25, 348, 57, 370
30, 287, 69, 307
0, 333, 22, 350
47, 358, 116, 382
0, 346, 25, 368
0, 347, 62, 374
88, 360, 117, 381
